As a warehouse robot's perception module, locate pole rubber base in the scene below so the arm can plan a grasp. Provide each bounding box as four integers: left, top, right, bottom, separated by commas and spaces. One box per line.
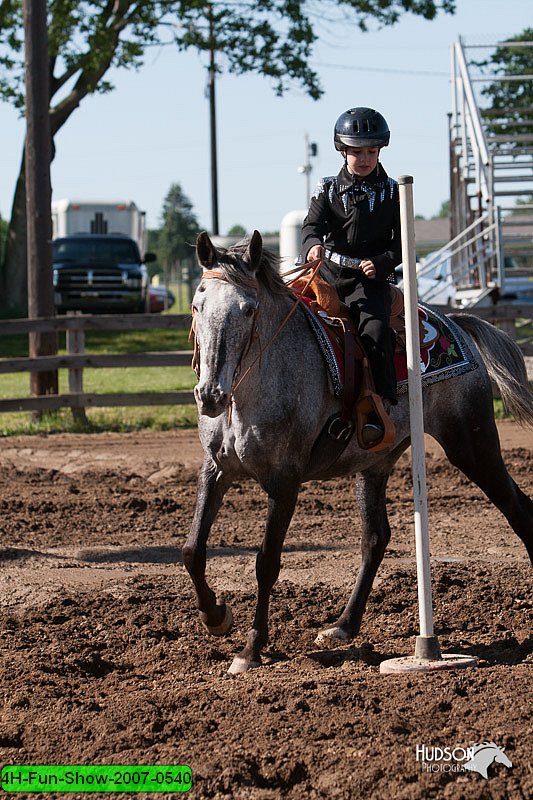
379, 653, 478, 674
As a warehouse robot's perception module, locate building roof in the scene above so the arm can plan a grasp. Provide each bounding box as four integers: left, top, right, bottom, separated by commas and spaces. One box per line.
414, 217, 450, 245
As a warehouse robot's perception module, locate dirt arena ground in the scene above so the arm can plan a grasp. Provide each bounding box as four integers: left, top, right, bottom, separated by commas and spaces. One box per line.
0, 422, 531, 799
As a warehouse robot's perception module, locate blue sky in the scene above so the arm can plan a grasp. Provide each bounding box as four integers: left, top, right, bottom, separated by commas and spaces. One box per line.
0, 0, 530, 234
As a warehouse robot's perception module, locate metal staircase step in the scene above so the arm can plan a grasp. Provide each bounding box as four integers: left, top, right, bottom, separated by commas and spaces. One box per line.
502, 221, 533, 228
494, 152, 532, 158
493, 162, 533, 169
494, 189, 533, 196
493, 174, 533, 182
487, 134, 533, 143
449, 36, 533, 298
481, 107, 533, 117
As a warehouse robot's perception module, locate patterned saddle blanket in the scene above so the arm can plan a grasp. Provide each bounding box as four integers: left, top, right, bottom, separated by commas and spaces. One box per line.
299, 297, 478, 398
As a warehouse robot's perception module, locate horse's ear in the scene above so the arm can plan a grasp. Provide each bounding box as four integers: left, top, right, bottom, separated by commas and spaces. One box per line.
196, 231, 218, 268
244, 230, 263, 273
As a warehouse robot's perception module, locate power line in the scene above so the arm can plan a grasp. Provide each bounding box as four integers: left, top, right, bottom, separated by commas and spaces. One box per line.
314, 61, 448, 77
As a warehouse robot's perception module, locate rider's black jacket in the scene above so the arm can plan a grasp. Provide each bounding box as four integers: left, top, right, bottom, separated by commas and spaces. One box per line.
301, 163, 401, 293
301, 162, 401, 402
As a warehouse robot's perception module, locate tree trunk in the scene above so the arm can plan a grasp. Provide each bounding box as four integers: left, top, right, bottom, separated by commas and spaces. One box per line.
24, 0, 58, 404
0, 148, 28, 315
0, 4, 137, 316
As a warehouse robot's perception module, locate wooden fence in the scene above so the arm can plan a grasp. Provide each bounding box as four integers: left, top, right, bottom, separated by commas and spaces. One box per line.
0, 304, 531, 415
0, 313, 194, 414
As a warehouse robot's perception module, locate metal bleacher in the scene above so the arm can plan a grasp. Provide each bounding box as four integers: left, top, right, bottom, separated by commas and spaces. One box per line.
417, 36, 533, 308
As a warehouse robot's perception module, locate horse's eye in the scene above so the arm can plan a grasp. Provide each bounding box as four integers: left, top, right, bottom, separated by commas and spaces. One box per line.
244, 306, 256, 318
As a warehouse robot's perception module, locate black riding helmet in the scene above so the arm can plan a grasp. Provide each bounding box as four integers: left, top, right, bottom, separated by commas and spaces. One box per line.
334, 107, 390, 150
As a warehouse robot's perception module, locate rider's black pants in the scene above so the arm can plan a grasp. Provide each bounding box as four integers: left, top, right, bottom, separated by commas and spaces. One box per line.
342, 278, 397, 404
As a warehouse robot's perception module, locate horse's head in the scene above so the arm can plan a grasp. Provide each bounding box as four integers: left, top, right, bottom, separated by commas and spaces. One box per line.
464, 742, 513, 778
494, 746, 512, 769
192, 231, 262, 417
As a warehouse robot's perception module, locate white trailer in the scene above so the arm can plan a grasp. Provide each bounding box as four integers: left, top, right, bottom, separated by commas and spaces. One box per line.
52, 199, 147, 255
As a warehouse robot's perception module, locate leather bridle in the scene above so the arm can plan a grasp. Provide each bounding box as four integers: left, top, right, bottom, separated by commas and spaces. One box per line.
189, 269, 260, 383
189, 258, 323, 411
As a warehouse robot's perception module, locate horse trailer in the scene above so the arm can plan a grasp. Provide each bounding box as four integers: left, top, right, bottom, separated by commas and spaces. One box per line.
52, 199, 147, 256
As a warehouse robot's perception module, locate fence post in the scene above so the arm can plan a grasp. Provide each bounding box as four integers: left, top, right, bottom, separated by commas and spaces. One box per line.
66, 316, 87, 424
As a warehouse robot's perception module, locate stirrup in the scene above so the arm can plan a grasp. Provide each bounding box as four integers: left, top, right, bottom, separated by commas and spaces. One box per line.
327, 416, 354, 442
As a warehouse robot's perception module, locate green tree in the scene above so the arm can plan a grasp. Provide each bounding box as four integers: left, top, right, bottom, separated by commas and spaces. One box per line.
159, 183, 200, 266
0, 0, 455, 313
158, 183, 200, 303
436, 199, 450, 218
0, 216, 7, 265
476, 28, 533, 140
227, 224, 247, 236
1, 0, 179, 312
146, 228, 164, 280
513, 195, 533, 215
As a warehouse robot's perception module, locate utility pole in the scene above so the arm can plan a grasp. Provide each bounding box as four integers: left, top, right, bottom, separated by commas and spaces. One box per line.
23, 0, 58, 405
298, 133, 318, 205
208, 6, 219, 235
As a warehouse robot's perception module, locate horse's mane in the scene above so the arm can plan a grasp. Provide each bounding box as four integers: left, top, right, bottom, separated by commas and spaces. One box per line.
469, 742, 500, 756
215, 237, 291, 296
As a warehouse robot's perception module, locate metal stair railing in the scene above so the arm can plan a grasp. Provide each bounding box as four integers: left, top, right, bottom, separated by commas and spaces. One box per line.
451, 39, 493, 210
417, 208, 500, 295
448, 37, 532, 303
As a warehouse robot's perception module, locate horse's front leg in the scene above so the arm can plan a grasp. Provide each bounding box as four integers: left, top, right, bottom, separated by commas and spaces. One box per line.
316, 468, 391, 647
183, 458, 234, 635
229, 478, 300, 674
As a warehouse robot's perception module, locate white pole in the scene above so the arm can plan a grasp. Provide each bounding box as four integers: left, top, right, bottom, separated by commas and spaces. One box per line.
398, 176, 440, 660
380, 176, 477, 674
304, 132, 311, 204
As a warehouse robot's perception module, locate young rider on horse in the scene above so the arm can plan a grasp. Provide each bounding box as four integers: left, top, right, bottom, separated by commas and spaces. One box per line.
301, 107, 401, 445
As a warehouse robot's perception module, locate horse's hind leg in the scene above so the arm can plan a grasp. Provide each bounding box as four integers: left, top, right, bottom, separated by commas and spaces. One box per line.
183, 458, 234, 635
435, 415, 533, 562
229, 476, 300, 674
316, 467, 392, 647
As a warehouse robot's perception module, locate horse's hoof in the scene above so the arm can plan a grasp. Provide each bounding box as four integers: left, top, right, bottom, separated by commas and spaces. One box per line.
227, 656, 261, 675
199, 604, 233, 636
314, 626, 351, 648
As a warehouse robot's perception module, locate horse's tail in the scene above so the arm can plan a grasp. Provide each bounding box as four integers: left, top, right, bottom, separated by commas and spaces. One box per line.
450, 312, 533, 427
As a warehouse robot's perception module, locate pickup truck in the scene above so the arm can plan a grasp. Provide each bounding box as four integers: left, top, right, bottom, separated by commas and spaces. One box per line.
53, 234, 156, 314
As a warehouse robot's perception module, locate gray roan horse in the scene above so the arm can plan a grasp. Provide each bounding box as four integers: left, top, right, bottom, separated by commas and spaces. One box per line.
183, 231, 533, 675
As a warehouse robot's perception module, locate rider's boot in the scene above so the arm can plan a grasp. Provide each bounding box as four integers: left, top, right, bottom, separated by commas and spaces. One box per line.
361, 399, 393, 446
361, 412, 386, 446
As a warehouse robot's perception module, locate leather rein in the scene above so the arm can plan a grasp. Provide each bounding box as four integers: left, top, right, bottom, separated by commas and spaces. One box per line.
189, 259, 323, 412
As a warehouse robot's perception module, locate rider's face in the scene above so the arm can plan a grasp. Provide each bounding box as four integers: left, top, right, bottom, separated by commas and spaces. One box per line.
344, 146, 380, 177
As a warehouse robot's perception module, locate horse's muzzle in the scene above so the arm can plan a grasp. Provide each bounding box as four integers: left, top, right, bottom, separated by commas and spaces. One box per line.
194, 383, 229, 417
